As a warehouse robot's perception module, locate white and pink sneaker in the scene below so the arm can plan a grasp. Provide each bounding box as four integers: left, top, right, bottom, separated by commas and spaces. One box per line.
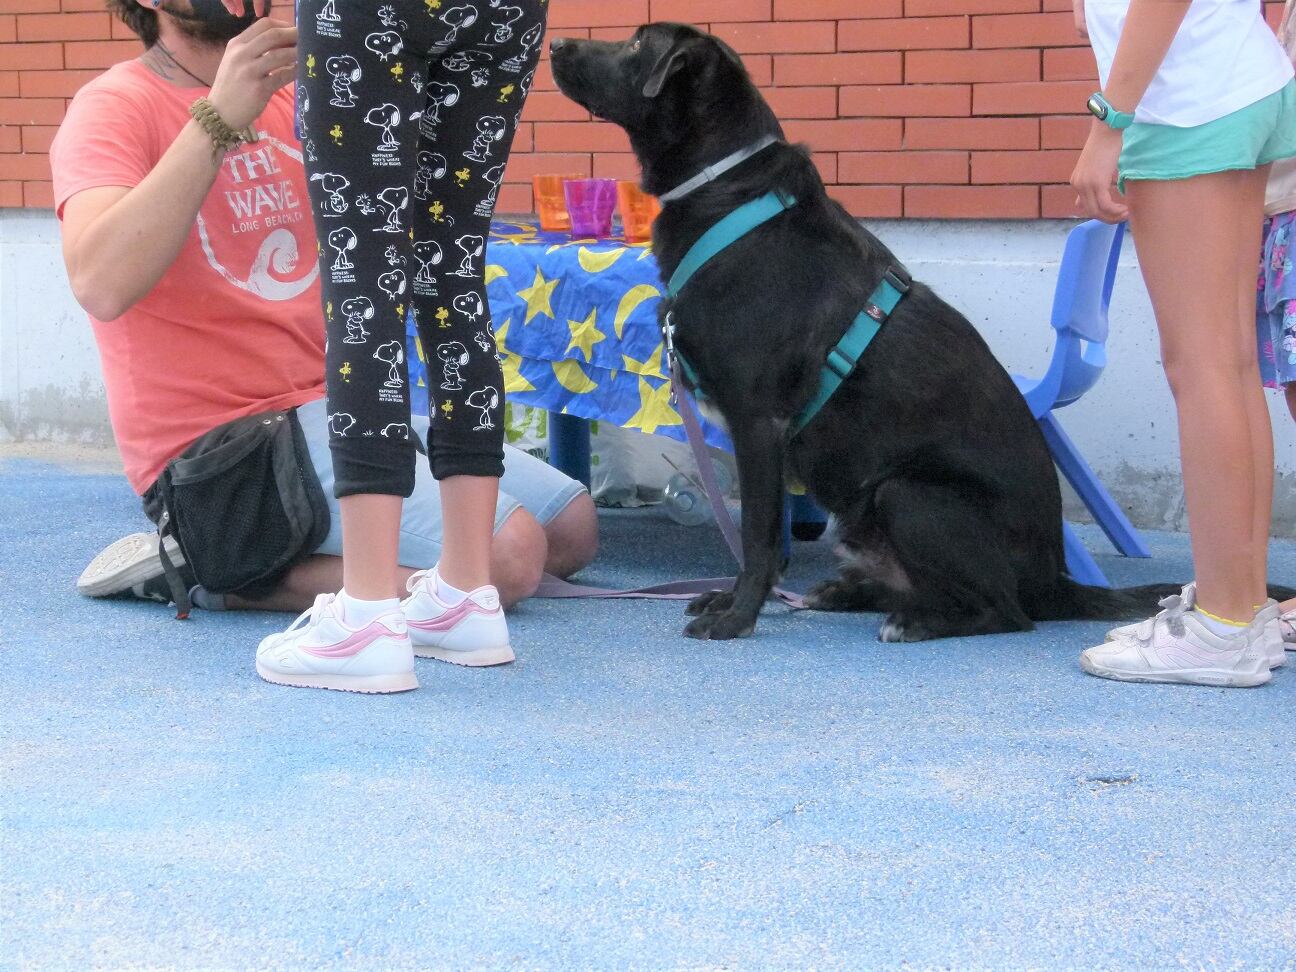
402, 568, 515, 667
255, 593, 418, 694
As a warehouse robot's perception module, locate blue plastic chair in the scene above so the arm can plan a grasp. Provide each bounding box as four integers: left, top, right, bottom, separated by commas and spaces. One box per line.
1014, 220, 1150, 589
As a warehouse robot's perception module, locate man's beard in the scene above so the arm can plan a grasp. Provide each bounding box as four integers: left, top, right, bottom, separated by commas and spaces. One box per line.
162, 0, 270, 44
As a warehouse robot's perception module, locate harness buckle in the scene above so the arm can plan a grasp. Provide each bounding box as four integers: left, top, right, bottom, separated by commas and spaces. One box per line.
884, 266, 911, 294
825, 347, 856, 381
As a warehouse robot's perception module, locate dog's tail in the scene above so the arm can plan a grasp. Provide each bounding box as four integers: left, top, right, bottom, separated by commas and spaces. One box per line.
1027, 579, 1296, 623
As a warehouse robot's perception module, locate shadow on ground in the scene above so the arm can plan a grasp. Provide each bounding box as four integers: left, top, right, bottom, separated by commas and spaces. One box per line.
2, 459, 1294, 969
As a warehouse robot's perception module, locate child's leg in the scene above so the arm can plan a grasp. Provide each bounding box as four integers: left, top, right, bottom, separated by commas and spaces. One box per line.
1235, 166, 1275, 605
1126, 169, 1269, 623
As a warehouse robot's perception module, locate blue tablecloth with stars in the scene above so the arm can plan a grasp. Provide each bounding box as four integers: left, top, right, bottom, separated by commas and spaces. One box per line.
406, 218, 731, 451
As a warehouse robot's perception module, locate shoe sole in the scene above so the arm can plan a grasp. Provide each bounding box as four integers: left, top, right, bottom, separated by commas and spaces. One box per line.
413, 643, 515, 667
77, 532, 183, 597
1080, 653, 1271, 687
255, 662, 419, 693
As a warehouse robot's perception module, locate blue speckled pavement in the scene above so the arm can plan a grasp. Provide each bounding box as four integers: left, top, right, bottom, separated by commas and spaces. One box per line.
3, 458, 1294, 969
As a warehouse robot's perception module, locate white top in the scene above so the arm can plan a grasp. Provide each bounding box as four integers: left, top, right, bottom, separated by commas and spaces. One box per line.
1267, 0, 1296, 214
1086, 0, 1294, 127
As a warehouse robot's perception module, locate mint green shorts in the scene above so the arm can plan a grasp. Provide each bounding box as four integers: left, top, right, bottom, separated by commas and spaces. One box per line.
1118, 79, 1296, 191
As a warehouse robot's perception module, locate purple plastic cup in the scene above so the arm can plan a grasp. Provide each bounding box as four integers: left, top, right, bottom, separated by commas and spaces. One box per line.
563, 179, 618, 239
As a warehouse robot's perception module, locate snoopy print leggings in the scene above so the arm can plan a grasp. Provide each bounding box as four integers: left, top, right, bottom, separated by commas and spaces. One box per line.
297, 0, 546, 497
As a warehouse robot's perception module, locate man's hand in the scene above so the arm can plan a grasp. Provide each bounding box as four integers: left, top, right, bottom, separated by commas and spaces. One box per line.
1070, 121, 1129, 224
207, 17, 297, 131
219, 0, 272, 16
1074, 0, 1088, 37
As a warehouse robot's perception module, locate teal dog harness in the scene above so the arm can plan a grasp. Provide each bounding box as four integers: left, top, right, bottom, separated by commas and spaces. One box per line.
663, 190, 910, 437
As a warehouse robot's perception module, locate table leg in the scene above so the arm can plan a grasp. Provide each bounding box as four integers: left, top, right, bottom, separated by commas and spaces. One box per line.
549, 411, 592, 489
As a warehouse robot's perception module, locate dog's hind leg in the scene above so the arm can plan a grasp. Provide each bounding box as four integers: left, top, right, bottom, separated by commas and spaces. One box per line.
869, 478, 1034, 642
804, 527, 906, 614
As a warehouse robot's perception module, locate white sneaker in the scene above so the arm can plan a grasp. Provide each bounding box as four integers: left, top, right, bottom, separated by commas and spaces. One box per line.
77, 531, 183, 597
1281, 609, 1296, 651
1080, 584, 1271, 687
255, 593, 418, 694
403, 569, 514, 667
1254, 600, 1285, 670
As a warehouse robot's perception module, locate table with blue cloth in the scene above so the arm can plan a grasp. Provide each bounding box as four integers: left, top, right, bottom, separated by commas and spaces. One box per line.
407, 218, 732, 486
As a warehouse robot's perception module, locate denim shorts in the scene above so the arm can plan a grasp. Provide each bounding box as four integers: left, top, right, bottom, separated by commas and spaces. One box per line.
297, 398, 587, 568
1119, 79, 1296, 191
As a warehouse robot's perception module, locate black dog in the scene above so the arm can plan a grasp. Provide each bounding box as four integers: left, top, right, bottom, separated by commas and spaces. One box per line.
551, 24, 1206, 642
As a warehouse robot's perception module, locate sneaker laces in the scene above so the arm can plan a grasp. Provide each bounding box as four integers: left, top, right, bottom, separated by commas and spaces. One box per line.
1133, 584, 1194, 641
406, 569, 434, 595
281, 592, 336, 637
1281, 610, 1296, 643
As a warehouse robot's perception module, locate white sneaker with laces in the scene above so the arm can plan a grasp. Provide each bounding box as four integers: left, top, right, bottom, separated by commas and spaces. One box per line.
255, 593, 418, 694
402, 569, 514, 667
1080, 585, 1271, 687
1107, 587, 1285, 671
1281, 609, 1296, 651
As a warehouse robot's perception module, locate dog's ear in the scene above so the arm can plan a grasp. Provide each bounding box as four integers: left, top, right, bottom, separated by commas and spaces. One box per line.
642, 38, 694, 98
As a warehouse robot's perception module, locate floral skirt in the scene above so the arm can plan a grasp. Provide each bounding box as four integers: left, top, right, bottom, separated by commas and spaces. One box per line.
1258, 210, 1296, 389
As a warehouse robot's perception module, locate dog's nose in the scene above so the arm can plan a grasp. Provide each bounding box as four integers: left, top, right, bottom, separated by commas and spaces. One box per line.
549, 37, 566, 53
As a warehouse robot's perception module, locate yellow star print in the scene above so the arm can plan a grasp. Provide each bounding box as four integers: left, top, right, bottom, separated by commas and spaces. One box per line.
624, 376, 682, 436
517, 267, 559, 324
565, 309, 605, 363
621, 342, 666, 379
495, 317, 535, 394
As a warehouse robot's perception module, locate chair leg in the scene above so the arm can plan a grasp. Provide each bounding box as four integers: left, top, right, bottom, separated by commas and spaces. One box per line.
549, 411, 592, 489
1064, 520, 1110, 588
790, 492, 828, 541
1038, 413, 1152, 559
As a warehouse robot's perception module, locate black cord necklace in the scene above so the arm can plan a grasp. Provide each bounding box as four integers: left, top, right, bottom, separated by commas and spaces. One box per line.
147, 42, 212, 87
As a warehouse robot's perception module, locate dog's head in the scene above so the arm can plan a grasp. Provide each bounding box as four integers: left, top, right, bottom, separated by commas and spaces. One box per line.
550, 23, 778, 176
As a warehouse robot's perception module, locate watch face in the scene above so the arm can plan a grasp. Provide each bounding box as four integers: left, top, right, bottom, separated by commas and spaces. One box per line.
1088, 96, 1108, 120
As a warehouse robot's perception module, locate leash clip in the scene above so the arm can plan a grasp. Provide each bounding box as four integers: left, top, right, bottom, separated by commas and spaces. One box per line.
663, 311, 680, 405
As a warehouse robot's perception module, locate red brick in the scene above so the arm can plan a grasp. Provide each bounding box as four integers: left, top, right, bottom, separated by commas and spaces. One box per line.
0, 0, 58, 10
840, 150, 968, 184
973, 80, 1094, 115
827, 185, 903, 218
971, 149, 1075, 183
784, 117, 903, 150
764, 86, 837, 118
775, 0, 901, 18
589, 26, 638, 41
907, 0, 1038, 13
533, 121, 631, 153
593, 153, 642, 181
1041, 184, 1083, 218
18, 68, 98, 97
16, 11, 107, 41
1042, 46, 1097, 81
0, 41, 60, 69
972, 12, 1085, 48
741, 54, 773, 86
905, 184, 1038, 218
841, 84, 970, 117
0, 97, 63, 124
906, 47, 1038, 83
840, 16, 968, 51
812, 152, 837, 183
512, 123, 534, 154
0, 71, 15, 97
531, 59, 556, 91
774, 52, 901, 86
547, 0, 649, 28
502, 152, 591, 183
496, 183, 533, 216
19, 123, 53, 152
519, 90, 589, 122
0, 180, 21, 206
1040, 114, 1089, 149
905, 116, 1038, 150
651, 0, 770, 21
0, 150, 47, 178
0, 124, 17, 152
0, 15, 14, 43
63, 40, 138, 68
712, 20, 836, 53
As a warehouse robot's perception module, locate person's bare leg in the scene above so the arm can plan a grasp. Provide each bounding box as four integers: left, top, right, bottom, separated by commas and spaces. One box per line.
336, 494, 404, 600
542, 493, 599, 579
1127, 170, 1265, 623
436, 475, 499, 593
1236, 165, 1275, 607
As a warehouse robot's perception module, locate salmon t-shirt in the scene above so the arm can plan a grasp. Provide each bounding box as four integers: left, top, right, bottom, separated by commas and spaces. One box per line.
50, 59, 326, 494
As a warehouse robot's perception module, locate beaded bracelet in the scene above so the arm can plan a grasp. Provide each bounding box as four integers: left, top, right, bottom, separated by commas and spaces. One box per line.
189, 97, 259, 153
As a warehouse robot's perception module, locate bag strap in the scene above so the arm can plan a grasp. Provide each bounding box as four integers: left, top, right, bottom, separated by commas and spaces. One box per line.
156, 510, 192, 620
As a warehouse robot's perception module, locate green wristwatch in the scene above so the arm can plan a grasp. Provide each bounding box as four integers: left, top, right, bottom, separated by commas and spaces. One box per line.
1086, 92, 1134, 131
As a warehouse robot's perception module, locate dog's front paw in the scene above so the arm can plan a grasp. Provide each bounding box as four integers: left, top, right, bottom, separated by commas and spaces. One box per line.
878, 613, 932, 643
686, 590, 734, 617
804, 579, 862, 612
684, 610, 756, 641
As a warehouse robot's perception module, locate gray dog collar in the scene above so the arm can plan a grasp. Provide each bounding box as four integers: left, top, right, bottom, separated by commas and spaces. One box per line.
657, 136, 781, 203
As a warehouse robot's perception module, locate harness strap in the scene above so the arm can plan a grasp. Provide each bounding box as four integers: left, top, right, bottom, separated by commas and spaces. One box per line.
658, 136, 782, 203
667, 191, 796, 297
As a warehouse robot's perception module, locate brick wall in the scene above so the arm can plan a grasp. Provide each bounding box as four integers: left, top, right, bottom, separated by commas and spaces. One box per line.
0, 0, 1286, 217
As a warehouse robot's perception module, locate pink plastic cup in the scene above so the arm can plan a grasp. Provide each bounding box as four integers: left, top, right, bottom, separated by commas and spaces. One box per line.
563, 178, 618, 239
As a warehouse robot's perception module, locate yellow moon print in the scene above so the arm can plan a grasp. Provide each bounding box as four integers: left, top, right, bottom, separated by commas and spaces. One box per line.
485, 264, 508, 285
577, 247, 625, 274
613, 284, 661, 339
552, 359, 600, 394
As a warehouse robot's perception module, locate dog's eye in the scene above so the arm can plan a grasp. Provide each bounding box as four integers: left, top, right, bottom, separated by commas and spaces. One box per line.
630, 39, 641, 53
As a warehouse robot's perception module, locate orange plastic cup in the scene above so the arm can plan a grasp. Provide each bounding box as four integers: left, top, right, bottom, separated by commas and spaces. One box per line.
533, 173, 583, 232
617, 181, 661, 244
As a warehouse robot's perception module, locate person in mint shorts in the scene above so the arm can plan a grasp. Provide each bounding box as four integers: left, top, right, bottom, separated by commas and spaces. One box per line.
1071, 0, 1296, 687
